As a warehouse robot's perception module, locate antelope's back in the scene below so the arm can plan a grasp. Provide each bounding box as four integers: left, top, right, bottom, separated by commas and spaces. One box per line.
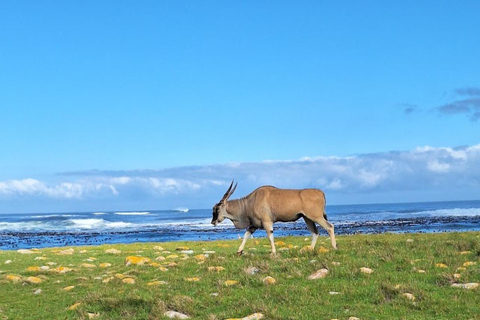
256, 186, 325, 215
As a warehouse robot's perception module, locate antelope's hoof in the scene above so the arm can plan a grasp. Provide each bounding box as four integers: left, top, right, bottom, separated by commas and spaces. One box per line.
237, 250, 243, 256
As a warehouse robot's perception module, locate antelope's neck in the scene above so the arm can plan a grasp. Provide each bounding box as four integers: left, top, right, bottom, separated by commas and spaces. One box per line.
225, 199, 245, 220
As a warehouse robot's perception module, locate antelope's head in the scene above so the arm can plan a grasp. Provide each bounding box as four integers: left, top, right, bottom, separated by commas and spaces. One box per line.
211, 180, 237, 226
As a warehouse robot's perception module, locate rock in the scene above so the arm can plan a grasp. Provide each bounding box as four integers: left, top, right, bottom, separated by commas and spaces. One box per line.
263, 276, 276, 285
166, 255, 179, 260
50, 266, 73, 274
26, 276, 43, 284
180, 250, 194, 254
102, 277, 113, 283
4, 260, 12, 264
68, 302, 82, 310
87, 312, 100, 319
176, 246, 190, 251
184, 277, 200, 282
224, 280, 239, 286
54, 248, 75, 255
27, 266, 42, 272
124, 256, 151, 266
435, 263, 448, 268
317, 246, 330, 253
122, 278, 135, 284
5, 274, 22, 283
153, 246, 165, 251
299, 246, 314, 253
80, 263, 96, 268
451, 283, 479, 290
208, 266, 225, 272
245, 267, 260, 275
308, 268, 329, 280
63, 286, 75, 291
99, 263, 112, 268
17, 249, 36, 254
406, 239, 414, 243
34, 257, 47, 260
402, 293, 416, 301
460, 251, 471, 255
194, 254, 208, 261
105, 248, 121, 254
360, 267, 374, 274
147, 280, 167, 286
463, 261, 476, 267
349, 317, 361, 320
33, 289, 42, 295
164, 310, 190, 319
225, 313, 264, 320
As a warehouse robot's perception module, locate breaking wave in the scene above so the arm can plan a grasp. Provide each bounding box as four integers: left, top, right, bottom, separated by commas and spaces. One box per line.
113, 212, 151, 216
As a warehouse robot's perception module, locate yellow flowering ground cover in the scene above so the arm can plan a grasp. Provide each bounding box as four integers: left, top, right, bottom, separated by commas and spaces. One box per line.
0, 232, 479, 319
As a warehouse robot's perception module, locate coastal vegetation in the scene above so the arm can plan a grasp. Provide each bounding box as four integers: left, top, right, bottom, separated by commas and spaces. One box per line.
0, 232, 479, 319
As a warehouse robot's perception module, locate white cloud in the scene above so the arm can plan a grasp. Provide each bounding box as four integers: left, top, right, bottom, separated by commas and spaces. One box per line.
427, 161, 450, 173
1, 144, 480, 209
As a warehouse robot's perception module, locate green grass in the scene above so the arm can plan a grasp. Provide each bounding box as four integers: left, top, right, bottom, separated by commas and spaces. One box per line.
0, 232, 479, 320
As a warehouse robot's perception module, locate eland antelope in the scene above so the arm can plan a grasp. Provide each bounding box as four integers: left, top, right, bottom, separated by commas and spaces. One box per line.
211, 181, 337, 255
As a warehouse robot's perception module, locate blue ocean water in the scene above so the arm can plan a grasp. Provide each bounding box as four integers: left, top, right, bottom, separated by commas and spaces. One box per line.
0, 200, 479, 250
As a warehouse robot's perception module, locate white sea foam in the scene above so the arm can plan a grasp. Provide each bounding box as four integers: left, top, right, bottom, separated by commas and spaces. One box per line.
175, 208, 190, 213
92, 212, 108, 215
31, 214, 80, 218
0, 221, 62, 231
104, 221, 133, 228
412, 208, 480, 217
114, 211, 150, 216
69, 219, 133, 230
69, 218, 106, 229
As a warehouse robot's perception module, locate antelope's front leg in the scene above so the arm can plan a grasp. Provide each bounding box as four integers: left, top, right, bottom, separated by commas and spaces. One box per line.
237, 227, 256, 255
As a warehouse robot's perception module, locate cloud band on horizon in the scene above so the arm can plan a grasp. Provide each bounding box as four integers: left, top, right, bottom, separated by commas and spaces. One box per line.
1, 144, 480, 211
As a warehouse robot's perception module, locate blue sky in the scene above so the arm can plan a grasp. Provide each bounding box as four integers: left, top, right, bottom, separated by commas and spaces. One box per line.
1, 2, 479, 213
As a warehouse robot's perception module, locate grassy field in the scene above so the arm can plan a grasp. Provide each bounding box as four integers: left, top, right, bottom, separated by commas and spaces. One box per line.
0, 232, 479, 320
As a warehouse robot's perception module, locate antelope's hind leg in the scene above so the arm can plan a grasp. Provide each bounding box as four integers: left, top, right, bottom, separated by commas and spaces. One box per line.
315, 217, 337, 250
262, 221, 276, 256
303, 216, 319, 250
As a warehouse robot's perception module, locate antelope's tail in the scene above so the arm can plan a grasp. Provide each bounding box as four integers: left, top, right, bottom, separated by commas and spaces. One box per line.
322, 192, 328, 221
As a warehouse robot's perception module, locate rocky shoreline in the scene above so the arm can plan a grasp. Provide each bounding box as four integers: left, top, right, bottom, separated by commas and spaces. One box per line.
1, 215, 479, 250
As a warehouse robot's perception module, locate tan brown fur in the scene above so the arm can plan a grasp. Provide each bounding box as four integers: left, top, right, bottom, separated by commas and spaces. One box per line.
212, 182, 337, 255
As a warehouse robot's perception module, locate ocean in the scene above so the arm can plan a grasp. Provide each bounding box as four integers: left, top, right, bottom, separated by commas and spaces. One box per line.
1, 200, 479, 250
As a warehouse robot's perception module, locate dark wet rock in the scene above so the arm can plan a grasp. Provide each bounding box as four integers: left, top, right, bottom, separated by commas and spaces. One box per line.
1, 215, 479, 250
